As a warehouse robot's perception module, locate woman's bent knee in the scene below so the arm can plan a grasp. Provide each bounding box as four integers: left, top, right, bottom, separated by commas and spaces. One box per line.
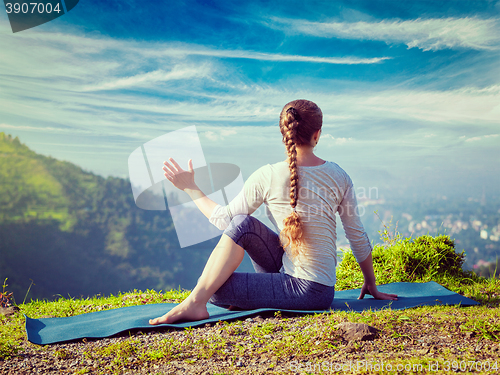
224, 214, 252, 230
223, 215, 256, 239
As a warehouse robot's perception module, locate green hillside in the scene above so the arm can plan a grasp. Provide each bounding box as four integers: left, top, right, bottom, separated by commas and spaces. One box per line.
0, 133, 69, 225
0, 133, 217, 301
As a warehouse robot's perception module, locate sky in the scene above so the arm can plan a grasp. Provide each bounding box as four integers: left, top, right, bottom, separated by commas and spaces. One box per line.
1, 0, 500, 202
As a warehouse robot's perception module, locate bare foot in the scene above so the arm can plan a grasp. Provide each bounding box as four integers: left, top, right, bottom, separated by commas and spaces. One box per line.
149, 298, 209, 325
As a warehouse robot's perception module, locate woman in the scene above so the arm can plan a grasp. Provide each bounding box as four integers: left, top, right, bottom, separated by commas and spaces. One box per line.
149, 99, 397, 325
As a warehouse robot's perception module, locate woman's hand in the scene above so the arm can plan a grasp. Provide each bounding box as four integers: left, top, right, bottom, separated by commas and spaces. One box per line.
163, 158, 197, 192
357, 254, 397, 300
358, 282, 398, 300
163, 158, 218, 219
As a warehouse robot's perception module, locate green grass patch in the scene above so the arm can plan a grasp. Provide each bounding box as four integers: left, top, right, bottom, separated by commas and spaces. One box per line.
337, 234, 500, 305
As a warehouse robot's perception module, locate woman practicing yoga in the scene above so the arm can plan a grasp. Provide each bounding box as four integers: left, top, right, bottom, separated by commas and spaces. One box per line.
149, 99, 397, 325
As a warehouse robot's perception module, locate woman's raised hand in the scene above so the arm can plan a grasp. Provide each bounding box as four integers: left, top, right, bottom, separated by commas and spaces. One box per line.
163, 158, 197, 191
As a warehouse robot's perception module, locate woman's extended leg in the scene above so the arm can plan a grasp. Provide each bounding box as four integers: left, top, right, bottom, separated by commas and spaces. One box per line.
149, 233, 245, 325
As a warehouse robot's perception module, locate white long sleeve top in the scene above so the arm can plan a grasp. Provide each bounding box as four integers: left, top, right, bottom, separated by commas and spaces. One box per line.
208, 160, 372, 287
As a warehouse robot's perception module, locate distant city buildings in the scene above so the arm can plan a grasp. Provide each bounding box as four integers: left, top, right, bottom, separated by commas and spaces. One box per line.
338, 195, 500, 272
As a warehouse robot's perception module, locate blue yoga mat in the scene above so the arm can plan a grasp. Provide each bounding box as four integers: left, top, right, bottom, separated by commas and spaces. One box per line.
25, 281, 478, 345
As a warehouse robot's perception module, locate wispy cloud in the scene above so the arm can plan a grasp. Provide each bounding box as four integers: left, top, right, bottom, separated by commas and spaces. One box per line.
335, 85, 500, 124
1, 21, 499, 185
203, 129, 237, 141
461, 134, 499, 142
0, 123, 81, 133
270, 16, 500, 51
82, 65, 213, 91
150, 46, 390, 64
322, 133, 352, 145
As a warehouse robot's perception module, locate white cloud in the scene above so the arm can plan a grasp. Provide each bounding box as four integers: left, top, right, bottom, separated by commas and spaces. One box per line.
151, 46, 390, 64
271, 16, 500, 51
0, 123, 80, 133
203, 128, 238, 141
464, 134, 499, 142
82, 65, 213, 91
221, 129, 237, 137
1, 26, 499, 182
337, 84, 500, 124
322, 133, 352, 145
204, 131, 218, 141
0, 28, 390, 136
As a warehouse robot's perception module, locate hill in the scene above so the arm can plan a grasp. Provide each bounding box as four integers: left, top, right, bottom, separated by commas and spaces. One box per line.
0, 133, 219, 301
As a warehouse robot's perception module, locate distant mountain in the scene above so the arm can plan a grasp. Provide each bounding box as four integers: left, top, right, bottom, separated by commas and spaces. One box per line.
0, 133, 223, 301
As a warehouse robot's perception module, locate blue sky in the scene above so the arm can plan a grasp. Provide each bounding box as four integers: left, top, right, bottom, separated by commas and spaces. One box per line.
1, 0, 499, 200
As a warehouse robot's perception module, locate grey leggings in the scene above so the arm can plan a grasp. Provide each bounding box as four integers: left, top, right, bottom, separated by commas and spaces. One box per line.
208, 215, 335, 310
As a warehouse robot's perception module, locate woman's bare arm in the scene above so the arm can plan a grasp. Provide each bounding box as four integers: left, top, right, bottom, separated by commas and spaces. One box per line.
358, 253, 398, 300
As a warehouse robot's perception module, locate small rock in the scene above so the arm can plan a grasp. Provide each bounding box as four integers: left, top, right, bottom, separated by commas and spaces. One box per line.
0, 306, 20, 317
417, 348, 429, 355
245, 318, 254, 322
344, 342, 356, 353
334, 322, 380, 342
465, 331, 475, 339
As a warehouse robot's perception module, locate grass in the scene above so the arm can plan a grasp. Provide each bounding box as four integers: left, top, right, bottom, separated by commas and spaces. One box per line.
1, 233, 500, 374
0, 287, 190, 361
336, 220, 500, 306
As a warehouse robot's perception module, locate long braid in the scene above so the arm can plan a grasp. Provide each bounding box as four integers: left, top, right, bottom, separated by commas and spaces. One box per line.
279, 107, 305, 257
285, 108, 299, 210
